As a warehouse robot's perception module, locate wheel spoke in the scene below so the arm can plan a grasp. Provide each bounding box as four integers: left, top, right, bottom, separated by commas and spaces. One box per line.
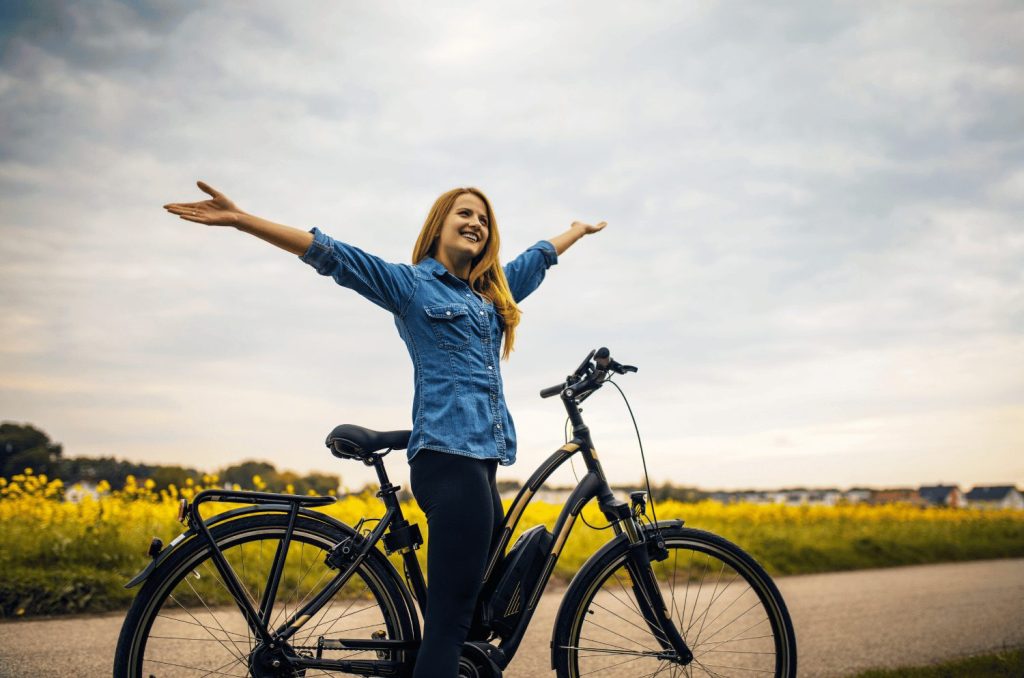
577, 653, 650, 676
590, 598, 667, 647
694, 619, 772, 658
168, 590, 247, 663
689, 576, 747, 641
143, 656, 246, 677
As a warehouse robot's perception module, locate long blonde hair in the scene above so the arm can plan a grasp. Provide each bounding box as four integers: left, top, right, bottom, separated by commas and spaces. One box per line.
412, 187, 521, 360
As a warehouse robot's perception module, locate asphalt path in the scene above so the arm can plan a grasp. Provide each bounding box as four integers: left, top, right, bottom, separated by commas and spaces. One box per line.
1, 558, 1022, 677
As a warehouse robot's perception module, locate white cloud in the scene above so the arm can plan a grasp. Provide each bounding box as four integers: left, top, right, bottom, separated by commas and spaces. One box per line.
1, 1, 1021, 490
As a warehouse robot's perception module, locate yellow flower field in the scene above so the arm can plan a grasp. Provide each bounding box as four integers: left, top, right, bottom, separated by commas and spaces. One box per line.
2, 470, 1022, 617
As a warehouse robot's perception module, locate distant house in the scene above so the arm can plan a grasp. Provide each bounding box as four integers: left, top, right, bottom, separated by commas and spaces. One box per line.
869, 488, 924, 506
918, 485, 965, 508
965, 486, 1024, 510
843, 489, 872, 504
811, 489, 843, 506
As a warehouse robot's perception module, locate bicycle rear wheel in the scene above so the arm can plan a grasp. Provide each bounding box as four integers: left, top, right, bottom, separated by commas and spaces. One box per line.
553, 526, 796, 678
114, 512, 415, 677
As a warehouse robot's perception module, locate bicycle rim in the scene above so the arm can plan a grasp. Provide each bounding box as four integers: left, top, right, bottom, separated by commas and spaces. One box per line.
563, 531, 795, 677
121, 517, 408, 677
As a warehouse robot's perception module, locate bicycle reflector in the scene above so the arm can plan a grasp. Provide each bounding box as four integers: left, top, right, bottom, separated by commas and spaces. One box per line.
177, 498, 188, 524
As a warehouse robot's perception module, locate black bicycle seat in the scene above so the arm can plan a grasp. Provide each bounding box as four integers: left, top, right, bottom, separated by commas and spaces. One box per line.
326, 424, 411, 461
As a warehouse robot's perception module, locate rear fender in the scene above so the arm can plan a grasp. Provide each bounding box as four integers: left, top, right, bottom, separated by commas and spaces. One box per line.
124, 504, 362, 588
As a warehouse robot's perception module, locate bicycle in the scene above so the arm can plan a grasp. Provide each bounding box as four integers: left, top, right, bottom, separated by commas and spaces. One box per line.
114, 347, 797, 677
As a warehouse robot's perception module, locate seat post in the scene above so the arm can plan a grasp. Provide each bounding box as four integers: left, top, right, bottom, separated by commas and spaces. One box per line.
372, 455, 393, 489
371, 454, 404, 510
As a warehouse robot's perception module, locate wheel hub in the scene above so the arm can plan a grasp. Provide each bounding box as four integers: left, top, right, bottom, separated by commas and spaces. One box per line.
249, 642, 304, 678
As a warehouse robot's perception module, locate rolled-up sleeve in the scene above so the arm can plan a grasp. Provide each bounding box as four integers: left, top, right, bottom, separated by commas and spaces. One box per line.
300, 227, 416, 315
503, 240, 558, 303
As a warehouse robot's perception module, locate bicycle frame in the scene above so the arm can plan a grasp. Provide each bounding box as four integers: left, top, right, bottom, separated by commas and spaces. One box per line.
172, 393, 692, 674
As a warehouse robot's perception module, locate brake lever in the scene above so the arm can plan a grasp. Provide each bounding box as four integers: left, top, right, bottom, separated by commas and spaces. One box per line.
573, 349, 597, 379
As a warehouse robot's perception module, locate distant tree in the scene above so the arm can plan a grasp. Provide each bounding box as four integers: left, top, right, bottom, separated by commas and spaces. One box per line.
217, 460, 339, 494
59, 456, 152, 488
0, 423, 341, 495
1, 422, 63, 478
147, 465, 202, 491
220, 460, 278, 488
298, 472, 340, 496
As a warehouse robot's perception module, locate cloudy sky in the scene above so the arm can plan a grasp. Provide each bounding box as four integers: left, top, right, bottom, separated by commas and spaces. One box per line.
1, 1, 1022, 492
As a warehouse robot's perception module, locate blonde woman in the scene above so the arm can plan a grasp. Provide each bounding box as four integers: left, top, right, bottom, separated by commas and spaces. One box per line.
163, 181, 605, 677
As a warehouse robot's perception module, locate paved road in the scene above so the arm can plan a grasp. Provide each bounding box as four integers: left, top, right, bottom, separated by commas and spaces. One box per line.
1, 558, 1022, 677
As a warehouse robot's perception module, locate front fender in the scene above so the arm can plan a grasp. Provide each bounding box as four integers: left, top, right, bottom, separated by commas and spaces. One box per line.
124, 504, 356, 588
549, 518, 683, 669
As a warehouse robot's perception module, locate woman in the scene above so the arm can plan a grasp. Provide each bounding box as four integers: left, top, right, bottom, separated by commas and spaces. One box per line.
163, 181, 605, 677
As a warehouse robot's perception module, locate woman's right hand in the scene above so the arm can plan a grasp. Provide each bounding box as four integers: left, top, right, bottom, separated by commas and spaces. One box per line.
163, 181, 245, 227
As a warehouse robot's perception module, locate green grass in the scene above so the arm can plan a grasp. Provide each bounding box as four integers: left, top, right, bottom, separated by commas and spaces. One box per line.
846, 647, 1024, 677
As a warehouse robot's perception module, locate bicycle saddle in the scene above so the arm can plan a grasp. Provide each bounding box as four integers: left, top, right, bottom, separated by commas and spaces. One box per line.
326, 424, 411, 461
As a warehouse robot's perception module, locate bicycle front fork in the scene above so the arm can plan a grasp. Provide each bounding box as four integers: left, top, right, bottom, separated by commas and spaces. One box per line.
614, 493, 694, 665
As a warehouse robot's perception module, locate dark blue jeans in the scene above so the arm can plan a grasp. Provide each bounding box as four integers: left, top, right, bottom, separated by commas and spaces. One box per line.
410, 450, 503, 678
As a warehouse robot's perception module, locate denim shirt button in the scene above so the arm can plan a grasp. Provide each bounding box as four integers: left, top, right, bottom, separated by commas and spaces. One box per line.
496, 423, 502, 429
487, 365, 493, 370
478, 310, 485, 316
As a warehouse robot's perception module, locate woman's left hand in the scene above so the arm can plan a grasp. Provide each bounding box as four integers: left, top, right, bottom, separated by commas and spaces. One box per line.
571, 220, 607, 235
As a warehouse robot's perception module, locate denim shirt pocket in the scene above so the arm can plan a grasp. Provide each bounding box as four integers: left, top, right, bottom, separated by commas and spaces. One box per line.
423, 303, 472, 350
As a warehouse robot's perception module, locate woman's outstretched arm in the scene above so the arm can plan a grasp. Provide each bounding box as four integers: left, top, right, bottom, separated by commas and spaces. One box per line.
163, 180, 313, 255
547, 220, 607, 256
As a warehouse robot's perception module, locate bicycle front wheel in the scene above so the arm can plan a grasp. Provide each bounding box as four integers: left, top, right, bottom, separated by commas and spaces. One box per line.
553, 526, 796, 678
114, 512, 416, 677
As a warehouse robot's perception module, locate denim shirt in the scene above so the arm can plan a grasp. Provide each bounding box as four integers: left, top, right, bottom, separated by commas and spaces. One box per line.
300, 227, 558, 465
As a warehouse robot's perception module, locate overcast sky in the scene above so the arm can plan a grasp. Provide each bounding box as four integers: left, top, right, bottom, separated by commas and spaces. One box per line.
1, 1, 1022, 492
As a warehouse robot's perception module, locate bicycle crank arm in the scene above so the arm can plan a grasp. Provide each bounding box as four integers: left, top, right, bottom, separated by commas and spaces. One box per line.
625, 542, 694, 665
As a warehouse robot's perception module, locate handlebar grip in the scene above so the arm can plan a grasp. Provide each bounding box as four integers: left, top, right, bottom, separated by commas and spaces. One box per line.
539, 383, 564, 399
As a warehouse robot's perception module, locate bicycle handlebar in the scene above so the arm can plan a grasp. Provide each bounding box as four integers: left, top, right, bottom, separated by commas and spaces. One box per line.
539, 383, 564, 398
539, 347, 637, 399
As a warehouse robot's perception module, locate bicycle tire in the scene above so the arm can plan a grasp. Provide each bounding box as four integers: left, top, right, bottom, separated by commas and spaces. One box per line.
113, 512, 416, 677
552, 525, 797, 678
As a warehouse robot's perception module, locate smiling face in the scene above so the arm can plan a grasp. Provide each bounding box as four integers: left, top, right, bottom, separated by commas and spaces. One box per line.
434, 192, 490, 270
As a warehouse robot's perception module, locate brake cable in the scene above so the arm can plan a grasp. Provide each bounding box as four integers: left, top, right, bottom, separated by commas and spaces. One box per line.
561, 356, 659, 534
607, 377, 662, 535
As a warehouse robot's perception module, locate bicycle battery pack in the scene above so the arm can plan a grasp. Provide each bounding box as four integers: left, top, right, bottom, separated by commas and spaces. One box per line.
485, 524, 553, 637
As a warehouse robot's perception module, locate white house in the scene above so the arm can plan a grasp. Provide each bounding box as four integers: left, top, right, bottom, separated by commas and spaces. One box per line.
965, 486, 1024, 510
